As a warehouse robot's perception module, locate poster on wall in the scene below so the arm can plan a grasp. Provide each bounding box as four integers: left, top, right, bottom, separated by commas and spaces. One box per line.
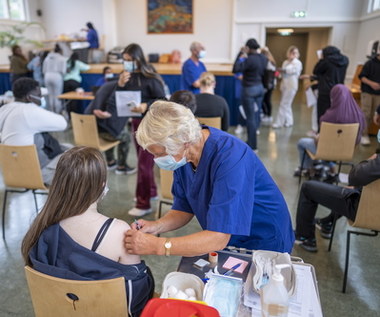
147, 0, 193, 34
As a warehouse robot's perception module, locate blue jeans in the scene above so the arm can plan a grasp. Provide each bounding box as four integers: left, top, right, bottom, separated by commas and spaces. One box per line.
242, 84, 264, 150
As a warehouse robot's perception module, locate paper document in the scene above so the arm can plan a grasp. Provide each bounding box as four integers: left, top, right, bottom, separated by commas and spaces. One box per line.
115, 91, 142, 117
305, 87, 317, 108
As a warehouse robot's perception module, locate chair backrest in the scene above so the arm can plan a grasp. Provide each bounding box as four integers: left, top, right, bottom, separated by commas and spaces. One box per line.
159, 169, 173, 201
197, 117, 222, 129
351, 179, 380, 230
315, 122, 359, 161
25, 266, 128, 317
71, 113, 101, 148
0, 144, 46, 190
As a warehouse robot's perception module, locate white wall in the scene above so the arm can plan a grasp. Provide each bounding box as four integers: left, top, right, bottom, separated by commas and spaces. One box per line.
114, 0, 233, 63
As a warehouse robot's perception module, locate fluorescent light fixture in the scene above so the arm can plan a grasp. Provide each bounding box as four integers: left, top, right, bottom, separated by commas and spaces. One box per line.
291, 10, 307, 18
277, 28, 294, 36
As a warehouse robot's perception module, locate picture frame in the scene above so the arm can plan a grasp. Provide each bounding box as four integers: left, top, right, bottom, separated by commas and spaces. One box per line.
147, 0, 193, 34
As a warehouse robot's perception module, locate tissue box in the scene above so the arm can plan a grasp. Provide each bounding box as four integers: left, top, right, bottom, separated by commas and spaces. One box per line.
160, 272, 204, 301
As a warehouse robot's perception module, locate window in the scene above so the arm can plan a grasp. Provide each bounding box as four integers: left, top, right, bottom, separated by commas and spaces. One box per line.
0, 0, 25, 20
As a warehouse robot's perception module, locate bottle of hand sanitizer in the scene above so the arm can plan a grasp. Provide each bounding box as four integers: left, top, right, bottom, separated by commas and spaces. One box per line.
261, 264, 290, 317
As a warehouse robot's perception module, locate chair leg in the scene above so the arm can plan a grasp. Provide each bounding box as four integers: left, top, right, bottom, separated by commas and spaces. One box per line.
2, 190, 9, 240
328, 213, 338, 252
336, 161, 343, 185
299, 151, 306, 186
32, 190, 39, 214
342, 230, 352, 293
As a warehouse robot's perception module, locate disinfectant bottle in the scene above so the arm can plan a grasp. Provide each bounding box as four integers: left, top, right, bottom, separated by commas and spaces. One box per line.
261, 264, 290, 317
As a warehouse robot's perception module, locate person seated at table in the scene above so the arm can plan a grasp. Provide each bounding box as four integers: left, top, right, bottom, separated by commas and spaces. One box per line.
9, 45, 29, 84
294, 150, 380, 252
294, 84, 366, 179
124, 101, 295, 257
170, 90, 197, 114
180, 41, 207, 94
0, 78, 68, 185
94, 66, 116, 87
63, 52, 90, 114
43, 44, 67, 113
21, 146, 154, 316
195, 72, 230, 131
84, 80, 136, 175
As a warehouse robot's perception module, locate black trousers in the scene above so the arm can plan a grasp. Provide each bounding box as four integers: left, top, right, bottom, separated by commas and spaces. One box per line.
63, 79, 81, 114
262, 88, 274, 117
295, 180, 360, 239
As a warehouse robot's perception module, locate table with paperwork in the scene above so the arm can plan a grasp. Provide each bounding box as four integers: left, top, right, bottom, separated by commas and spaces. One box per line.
178, 249, 323, 317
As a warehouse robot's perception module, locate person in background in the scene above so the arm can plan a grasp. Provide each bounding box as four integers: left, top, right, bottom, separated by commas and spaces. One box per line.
0, 78, 67, 185
27, 51, 48, 87
180, 41, 207, 94
10, 45, 29, 84
260, 46, 277, 125
84, 80, 136, 175
63, 52, 90, 114
358, 51, 380, 145
294, 149, 380, 252
294, 84, 366, 178
272, 46, 302, 129
170, 90, 197, 114
233, 72, 245, 134
232, 38, 267, 151
301, 46, 349, 127
117, 43, 166, 217
95, 66, 115, 87
124, 101, 294, 257
195, 72, 230, 131
84, 22, 99, 49
43, 44, 67, 113
21, 147, 154, 316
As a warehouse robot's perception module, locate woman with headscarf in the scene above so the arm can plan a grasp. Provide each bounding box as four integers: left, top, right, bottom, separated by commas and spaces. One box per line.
294, 84, 366, 177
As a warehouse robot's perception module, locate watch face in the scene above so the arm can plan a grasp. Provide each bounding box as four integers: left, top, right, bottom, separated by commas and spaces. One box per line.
165, 241, 172, 248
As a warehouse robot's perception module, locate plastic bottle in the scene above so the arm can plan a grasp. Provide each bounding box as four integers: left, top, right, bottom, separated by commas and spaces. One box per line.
261, 264, 290, 317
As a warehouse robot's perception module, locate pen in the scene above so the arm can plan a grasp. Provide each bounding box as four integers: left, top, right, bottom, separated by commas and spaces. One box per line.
223, 263, 242, 276
134, 219, 141, 230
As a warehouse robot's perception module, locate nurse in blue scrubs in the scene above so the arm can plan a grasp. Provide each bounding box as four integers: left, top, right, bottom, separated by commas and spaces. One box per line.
125, 101, 295, 256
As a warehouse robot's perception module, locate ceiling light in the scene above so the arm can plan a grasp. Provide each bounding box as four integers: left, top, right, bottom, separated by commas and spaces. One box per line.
277, 28, 294, 36
291, 10, 307, 18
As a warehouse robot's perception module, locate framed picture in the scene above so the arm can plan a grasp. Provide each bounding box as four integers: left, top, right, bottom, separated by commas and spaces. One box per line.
147, 0, 193, 34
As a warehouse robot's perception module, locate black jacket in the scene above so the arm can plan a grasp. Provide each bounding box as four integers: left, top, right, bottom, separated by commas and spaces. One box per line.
232, 52, 267, 87
349, 155, 380, 188
312, 46, 349, 95
358, 57, 380, 95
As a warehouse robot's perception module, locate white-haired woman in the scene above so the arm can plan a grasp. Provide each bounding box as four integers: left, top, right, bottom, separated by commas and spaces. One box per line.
124, 101, 294, 256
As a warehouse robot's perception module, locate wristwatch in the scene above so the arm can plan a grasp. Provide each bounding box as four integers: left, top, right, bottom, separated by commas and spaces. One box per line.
164, 239, 172, 256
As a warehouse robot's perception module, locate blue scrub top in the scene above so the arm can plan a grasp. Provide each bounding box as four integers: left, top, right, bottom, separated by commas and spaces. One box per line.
180, 58, 207, 94
87, 29, 99, 49
171, 127, 295, 253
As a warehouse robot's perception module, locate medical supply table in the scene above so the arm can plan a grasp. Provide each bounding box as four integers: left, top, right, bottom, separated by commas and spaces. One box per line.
177, 249, 323, 317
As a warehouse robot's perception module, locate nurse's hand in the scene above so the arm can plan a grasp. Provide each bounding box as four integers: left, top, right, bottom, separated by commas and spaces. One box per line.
125, 229, 161, 255
131, 219, 162, 235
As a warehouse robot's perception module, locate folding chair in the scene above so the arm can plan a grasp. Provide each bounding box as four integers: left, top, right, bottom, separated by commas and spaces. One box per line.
157, 169, 174, 220
0, 144, 48, 240
299, 122, 359, 185
71, 113, 120, 152
197, 116, 222, 129
25, 266, 128, 317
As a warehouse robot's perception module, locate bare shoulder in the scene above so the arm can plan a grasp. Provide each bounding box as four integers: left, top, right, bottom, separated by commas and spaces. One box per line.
112, 218, 132, 232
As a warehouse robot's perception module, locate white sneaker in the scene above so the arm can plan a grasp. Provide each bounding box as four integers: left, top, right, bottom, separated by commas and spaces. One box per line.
235, 125, 243, 134
361, 135, 370, 146
272, 123, 281, 129
128, 207, 152, 217
133, 196, 159, 202
256, 130, 260, 135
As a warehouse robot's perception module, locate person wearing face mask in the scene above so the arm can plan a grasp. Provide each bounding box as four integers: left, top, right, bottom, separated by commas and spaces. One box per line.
124, 101, 295, 257
272, 46, 302, 129
180, 41, 207, 94
22, 147, 154, 317
94, 66, 116, 87
0, 78, 68, 185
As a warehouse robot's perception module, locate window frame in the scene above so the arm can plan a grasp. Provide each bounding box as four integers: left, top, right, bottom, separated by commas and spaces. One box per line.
0, 0, 26, 21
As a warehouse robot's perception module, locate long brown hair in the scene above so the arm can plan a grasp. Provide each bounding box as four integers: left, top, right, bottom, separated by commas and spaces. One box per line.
123, 43, 165, 86
21, 146, 107, 266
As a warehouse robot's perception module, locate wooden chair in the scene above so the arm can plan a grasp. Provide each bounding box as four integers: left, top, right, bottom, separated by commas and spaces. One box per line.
0, 144, 48, 240
327, 179, 380, 293
157, 169, 174, 220
299, 122, 359, 185
71, 113, 120, 152
197, 116, 222, 129
25, 266, 128, 317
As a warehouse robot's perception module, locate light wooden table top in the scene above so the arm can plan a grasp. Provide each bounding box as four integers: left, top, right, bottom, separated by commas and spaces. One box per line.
58, 91, 94, 100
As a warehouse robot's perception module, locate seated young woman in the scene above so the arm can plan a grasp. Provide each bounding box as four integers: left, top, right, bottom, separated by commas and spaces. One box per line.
21, 146, 154, 316
294, 84, 366, 178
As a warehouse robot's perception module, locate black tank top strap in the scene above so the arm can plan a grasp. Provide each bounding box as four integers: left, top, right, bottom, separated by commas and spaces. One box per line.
91, 218, 114, 252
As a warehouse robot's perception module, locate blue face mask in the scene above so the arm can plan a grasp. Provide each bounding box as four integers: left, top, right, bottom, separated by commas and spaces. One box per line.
105, 73, 114, 79
123, 60, 136, 73
30, 95, 47, 109
154, 154, 187, 171
198, 50, 206, 59
377, 129, 380, 143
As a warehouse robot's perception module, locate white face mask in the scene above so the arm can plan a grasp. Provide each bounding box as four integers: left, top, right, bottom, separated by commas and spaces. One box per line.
123, 60, 137, 73
29, 94, 47, 109
198, 50, 206, 59
154, 154, 187, 171
105, 73, 114, 79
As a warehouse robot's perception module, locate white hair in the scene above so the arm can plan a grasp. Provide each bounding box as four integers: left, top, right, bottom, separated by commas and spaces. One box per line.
136, 101, 202, 155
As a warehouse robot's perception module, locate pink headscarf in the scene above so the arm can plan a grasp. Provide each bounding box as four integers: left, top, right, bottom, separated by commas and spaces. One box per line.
320, 84, 366, 144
